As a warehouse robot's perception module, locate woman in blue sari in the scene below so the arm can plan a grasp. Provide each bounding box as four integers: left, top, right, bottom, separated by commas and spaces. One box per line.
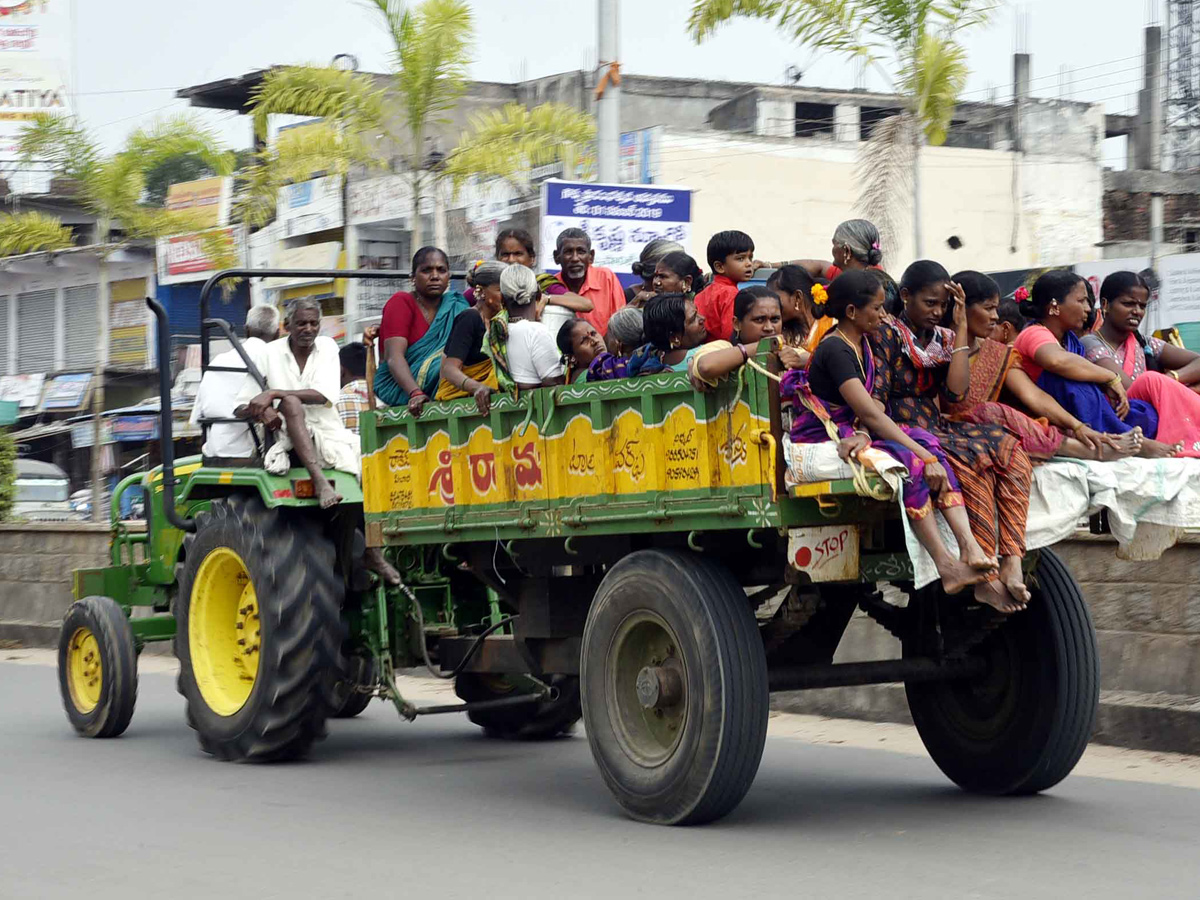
1012, 270, 1177, 458
374, 246, 469, 415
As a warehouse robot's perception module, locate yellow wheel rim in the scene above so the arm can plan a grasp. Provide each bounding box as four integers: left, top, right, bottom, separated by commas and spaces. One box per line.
66, 626, 103, 714
189, 547, 261, 716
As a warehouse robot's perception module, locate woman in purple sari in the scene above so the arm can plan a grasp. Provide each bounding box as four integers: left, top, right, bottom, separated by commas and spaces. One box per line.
781, 271, 1002, 604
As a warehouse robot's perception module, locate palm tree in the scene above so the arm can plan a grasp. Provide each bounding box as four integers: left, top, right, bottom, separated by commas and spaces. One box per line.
2, 112, 235, 520
688, 0, 994, 257
442, 102, 596, 191
238, 65, 388, 227
0, 212, 74, 256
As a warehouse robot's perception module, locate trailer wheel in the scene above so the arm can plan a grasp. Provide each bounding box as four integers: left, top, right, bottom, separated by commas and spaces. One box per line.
455, 673, 581, 739
57, 596, 138, 738
581, 550, 768, 825
905, 548, 1099, 795
175, 496, 344, 761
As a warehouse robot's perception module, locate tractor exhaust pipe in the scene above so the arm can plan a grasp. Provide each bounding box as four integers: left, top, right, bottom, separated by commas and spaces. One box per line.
146, 297, 195, 533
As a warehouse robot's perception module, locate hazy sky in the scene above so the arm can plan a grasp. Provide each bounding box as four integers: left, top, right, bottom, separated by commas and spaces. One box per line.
74, 0, 1153, 165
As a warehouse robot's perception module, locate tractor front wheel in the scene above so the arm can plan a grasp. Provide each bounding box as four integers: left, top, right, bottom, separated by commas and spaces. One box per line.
175, 496, 344, 761
57, 595, 137, 738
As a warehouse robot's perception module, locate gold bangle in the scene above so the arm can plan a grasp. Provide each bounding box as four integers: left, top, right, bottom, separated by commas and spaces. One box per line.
1169, 370, 1181, 381
1108, 373, 1124, 389
1071, 422, 1086, 436
918, 453, 938, 464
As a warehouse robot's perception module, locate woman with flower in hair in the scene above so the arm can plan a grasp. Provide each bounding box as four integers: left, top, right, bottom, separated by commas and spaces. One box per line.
766, 265, 832, 369
766, 218, 902, 313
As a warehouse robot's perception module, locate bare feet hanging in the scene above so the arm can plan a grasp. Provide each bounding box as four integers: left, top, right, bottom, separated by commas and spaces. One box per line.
973, 579, 1024, 614
937, 557, 991, 596
316, 477, 343, 509
363, 546, 401, 586
999, 555, 1031, 605
1139, 438, 1181, 459
960, 539, 998, 574
1100, 429, 1142, 460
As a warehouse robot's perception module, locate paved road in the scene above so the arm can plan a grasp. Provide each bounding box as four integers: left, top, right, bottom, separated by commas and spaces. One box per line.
3, 659, 1199, 900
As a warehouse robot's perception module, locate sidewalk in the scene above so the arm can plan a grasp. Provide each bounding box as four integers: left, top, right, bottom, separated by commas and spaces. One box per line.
9, 647, 1200, 791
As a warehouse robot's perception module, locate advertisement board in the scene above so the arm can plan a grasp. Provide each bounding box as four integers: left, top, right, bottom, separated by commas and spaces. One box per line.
0, 372, 44, 408
277, 175, 343, 238
111, 415, 159, 443
0, 0, 72, 173
156, 225, 245, 285
165, 176, 232, 230
40, 372, 91, 411
539, 180, 691, 275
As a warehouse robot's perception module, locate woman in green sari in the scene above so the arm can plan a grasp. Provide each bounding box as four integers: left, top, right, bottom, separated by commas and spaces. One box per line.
374, 246, 469, 415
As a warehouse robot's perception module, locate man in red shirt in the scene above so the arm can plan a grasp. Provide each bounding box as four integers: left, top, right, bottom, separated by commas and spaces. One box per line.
694, 230, 759, 342
552, 228, 626, 337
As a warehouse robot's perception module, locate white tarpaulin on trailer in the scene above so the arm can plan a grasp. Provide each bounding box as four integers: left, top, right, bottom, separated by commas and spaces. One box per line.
787, 441, 1200, 589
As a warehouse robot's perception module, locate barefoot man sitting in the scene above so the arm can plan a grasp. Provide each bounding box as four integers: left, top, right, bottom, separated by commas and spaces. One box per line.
243, 297, 359, 508
243, 298, 399, 584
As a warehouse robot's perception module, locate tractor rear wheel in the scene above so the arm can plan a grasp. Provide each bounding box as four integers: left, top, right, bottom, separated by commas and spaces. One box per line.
57, 595, 137, 738
175, 495, 344, 761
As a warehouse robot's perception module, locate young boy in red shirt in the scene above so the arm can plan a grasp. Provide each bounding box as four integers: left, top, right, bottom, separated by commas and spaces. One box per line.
694, 230, 761, 342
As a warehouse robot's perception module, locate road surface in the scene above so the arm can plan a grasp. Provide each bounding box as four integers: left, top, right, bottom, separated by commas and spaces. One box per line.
2, 651, 1199, 899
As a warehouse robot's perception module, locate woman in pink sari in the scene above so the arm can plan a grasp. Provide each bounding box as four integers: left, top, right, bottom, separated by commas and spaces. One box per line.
1082, 271, 1200, 457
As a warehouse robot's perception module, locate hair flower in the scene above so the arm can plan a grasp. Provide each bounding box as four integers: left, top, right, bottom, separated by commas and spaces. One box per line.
810, 283, 828, 304
871, 241, 881, 250
1013, 286, 1030, 302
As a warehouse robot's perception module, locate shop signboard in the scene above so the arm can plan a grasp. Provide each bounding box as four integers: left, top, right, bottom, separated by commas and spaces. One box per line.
40, 372, 91, 411
156, 225, 246, 285
165, 176, 232, 230
538, 180, 692, 276
278, 175, 343, 238
0, 0, 72, 180
111, 415, 159, 442
0, 372, 44, 408
71, 419, 112, 449
264, 242, 342, 289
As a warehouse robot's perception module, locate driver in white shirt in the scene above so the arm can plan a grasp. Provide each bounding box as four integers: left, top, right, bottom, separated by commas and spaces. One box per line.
190, 305, 281, 459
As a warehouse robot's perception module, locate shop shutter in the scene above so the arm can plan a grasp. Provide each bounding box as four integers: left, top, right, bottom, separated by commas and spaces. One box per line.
17, 289, 56, 374
63, 285, 99, 369
0, 296, 8, 373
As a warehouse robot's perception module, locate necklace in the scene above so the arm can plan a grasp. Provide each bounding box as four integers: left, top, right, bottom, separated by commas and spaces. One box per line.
834, 329, 866, 379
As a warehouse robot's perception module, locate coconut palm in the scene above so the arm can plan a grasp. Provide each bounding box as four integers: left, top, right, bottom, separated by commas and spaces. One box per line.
0, 212, 74, 256
2, 112, 235, 520
688, 0, 994, 257
238, 65, 388, 227
443, 102, 596, 191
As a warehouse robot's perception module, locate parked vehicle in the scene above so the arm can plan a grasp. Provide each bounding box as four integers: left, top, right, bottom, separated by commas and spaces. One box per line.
14, 459, 74, 521
58, 277, 1099, 827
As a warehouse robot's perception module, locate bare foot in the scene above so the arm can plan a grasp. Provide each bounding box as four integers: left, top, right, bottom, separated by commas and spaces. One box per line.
999, 555, 1032, 604
1101, 429, 1142, 460
1139, 438, 1180, 459
973, 580, 1024, 614
938, 557, 991, 595
317, 480, 343, 509
960, 540, 998, 573
363, 546, 401, 586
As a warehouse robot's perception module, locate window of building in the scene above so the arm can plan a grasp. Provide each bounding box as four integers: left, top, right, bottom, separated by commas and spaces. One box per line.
794, 102, 835, 138
860, 106, 903, 141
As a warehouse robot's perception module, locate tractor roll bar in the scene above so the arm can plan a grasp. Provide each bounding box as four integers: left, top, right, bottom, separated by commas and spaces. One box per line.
147, 296, 196, 533
151, 267, 460, 533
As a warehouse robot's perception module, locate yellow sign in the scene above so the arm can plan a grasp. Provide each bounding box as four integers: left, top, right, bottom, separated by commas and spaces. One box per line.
165, 177, 231, 230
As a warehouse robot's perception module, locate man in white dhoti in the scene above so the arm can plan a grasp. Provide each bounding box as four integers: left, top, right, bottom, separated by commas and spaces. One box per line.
244, 298, 360, 510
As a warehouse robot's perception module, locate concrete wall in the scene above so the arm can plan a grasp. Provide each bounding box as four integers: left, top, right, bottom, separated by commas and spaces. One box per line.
658, 128, 1102, 275
0, 523, 113, 647
773, 534, 1200, 754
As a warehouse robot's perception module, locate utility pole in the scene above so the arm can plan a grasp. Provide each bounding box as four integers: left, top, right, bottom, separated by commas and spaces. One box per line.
596, 0, 620, 183
1147, 24, 1165, 267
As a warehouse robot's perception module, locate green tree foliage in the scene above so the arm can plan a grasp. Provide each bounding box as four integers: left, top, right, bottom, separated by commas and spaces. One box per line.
0, 427, 16, 523
688, 0, 992, 255
0, 212, 75, 256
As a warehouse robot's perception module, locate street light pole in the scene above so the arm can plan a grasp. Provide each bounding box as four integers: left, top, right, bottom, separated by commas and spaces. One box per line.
596, 0, 620, 183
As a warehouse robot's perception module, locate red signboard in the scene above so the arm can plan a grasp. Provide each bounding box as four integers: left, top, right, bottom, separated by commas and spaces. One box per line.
165, 233, 215, 276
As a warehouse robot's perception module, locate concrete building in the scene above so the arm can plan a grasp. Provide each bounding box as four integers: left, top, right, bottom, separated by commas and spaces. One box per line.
179, 57, 1116, 334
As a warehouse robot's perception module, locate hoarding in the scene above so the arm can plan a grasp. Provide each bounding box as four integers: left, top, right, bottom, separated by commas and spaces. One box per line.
277, 175, 343, 238
0, 0, 72, 178
539, 180, 692, 276
164, 176, 232, 230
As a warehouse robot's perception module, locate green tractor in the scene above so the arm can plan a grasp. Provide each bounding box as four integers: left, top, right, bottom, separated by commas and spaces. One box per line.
59, 269, 1100, 826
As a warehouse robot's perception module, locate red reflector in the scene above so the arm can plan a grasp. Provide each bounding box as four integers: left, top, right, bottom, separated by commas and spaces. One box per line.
273, 488, 293, 498
292, 479, 315, 498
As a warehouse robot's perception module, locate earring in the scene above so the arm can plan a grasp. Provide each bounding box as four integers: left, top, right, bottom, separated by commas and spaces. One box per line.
670, 337, 680, 349
1049, 303, 1060, 316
